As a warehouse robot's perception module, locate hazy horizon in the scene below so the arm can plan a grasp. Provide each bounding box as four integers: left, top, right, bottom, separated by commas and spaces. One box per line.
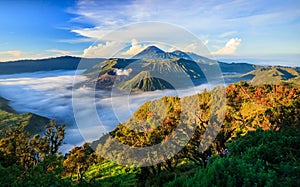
1, 48, 299, 67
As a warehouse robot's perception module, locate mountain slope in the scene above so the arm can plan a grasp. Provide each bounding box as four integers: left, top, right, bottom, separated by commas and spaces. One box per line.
0, 97, 15, 113
87, 57, 207, 91
132, 46, 168, 59
85, 46, 213, 91
118, 71, 174, 91
219, 62, 256, 74
83, 46, 269, 91
0, 96, 50, 134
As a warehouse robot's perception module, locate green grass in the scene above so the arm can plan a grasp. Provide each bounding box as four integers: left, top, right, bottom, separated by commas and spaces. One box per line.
83, 160, 140, 186
0, 108, 49, 135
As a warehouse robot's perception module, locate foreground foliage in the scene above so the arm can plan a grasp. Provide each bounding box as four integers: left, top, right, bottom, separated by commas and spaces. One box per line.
166, 128, 300, 187
0, 82, 299, 186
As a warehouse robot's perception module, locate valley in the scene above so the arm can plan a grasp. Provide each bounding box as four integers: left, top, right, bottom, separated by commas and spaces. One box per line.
0, 46, 299, 146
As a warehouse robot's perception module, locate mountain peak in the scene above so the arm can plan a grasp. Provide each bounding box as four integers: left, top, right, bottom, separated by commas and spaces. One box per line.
171, 50, 192, 60
132, 45, 207, 62
171, 49, 184, 54
132, 46, 166, 59
143, 46, 164, 53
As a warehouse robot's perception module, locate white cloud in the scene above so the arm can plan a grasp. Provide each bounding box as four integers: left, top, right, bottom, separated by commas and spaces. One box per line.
114, 68, 132, 76
121, 39, 146, 56
83, 41, 124, 58
212, 38, 242, 55
76, 22, 212, 57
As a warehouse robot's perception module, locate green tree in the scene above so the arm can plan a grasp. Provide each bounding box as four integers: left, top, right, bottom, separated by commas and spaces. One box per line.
0, 124, 35, 170
64, 142, 97, 181
0, 120, 66, 185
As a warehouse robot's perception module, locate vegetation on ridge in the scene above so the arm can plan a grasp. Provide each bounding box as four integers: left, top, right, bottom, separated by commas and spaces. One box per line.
243, 66, 300, 85
0, 96, 49, 135
0, 82, 299, 186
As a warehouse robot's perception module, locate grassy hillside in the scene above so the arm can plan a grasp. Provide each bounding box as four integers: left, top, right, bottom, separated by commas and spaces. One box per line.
84, 160, 139, 186
0, 110, 49, 134
0, 96, 49, 134
243, 66, 300, 86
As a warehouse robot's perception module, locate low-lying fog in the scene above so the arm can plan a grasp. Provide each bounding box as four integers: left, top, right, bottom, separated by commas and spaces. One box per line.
0, 70, 227, 153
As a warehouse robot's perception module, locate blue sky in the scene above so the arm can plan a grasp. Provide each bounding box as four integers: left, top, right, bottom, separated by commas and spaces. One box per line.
0, 0, 299, 66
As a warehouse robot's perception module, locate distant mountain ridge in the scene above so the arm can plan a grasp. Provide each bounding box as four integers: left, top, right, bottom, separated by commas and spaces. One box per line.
0, 46, 299, 90
0, 56, 104, 75
86, 46, 259, 91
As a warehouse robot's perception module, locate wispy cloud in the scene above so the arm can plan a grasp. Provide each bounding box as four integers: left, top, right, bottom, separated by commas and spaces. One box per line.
70, 0, 300, 33
0, 50, 21, 57
47, 49, 71, 56
68, 0, 299, 56
57, 38, 94, 44
218, 31, 238, 38
0, 50, 25, 61
0, 49, 81, 62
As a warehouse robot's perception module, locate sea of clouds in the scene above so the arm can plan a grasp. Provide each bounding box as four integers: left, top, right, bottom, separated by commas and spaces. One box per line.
0, 70, 223, 153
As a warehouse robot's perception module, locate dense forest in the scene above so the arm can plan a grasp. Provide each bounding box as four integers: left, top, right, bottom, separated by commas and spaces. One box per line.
0, 82, 299, 186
